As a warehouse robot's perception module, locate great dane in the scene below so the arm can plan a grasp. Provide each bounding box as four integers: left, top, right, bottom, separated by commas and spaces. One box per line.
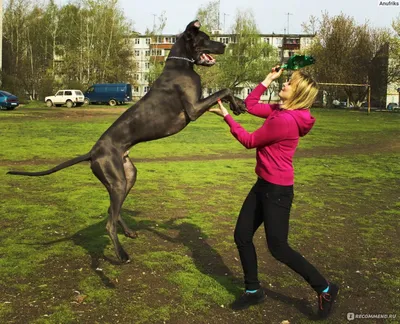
7, 20, 247, 263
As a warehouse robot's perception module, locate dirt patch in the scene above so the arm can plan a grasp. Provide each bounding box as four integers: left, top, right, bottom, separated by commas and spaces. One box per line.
6, 106, 129, 121
2, 139, 399, 168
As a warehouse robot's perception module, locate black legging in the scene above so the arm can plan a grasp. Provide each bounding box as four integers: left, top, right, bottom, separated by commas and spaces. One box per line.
234, 177, 328, 293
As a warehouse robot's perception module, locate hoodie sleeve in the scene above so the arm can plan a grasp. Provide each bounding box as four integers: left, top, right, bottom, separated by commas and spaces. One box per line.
244, 83, 279, 118
224, 114, 288, 149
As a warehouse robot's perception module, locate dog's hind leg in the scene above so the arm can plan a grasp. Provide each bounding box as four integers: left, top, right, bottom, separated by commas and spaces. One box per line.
118, 154, 138, 239
91, 156, 131, 263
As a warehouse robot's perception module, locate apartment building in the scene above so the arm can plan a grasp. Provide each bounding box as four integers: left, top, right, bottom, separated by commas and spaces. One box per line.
386, 82, 400, 106
131, 31, 315, 100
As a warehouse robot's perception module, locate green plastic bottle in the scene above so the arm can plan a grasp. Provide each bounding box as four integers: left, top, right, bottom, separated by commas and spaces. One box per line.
276, 54, 315, 71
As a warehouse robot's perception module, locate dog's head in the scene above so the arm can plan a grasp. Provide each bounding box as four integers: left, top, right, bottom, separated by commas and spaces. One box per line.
181, 20, 225, 67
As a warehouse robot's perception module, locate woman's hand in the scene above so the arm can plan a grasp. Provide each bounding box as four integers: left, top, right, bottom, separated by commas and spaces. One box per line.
262, 65, 284, 87
208, 99, 229, 117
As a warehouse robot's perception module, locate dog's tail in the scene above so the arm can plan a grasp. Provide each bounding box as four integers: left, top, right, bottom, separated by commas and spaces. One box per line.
7, 153, 91, 176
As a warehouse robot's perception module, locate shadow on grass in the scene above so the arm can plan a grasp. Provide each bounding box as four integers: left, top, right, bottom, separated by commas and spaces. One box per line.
263, 287, 319, 320
146, 218, 242, 297
29, 210, 154, 288
146, 219, 320, 319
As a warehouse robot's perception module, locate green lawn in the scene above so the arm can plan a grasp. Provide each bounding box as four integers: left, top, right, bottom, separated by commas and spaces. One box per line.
0, 106, 399, 323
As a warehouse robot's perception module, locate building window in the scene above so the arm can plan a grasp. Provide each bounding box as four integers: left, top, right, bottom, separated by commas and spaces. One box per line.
134, 38, 140, 44
133, 86, 139, 93
247, 88, 253, 95
133, 74, 140, 81
144, 86, 150, 93
263, 38, 270, 44
219, 37, 229, 44
135, 50, 140, 57
146, 38, 151, 44
285, 38, 299, 45
151, 49, 162, 56
145, 50, 150, 56
234, 88, 242, 95
145, 62, 150, 69
163, 37, 177, 43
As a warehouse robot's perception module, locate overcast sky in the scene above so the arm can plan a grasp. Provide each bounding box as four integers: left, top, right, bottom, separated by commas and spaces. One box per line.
109, 0, 399, 35
56, 0, 398, 34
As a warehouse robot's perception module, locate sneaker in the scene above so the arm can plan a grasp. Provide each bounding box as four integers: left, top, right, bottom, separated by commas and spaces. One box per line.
318, 283, 339, 319
231, 288, 266, 311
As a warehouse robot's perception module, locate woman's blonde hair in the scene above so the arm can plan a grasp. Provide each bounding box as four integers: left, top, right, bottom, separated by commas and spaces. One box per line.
281, 70, 318, 110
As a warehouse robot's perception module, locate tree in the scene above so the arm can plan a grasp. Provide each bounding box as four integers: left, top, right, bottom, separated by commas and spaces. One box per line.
2, 0, 32, 97
146, 11, 167, 86
195, 0, 220, 34
301, 15, 318, 34
194, 5, 278, 93
58, 0, 136, 86
388, 15, 400, 84
2, 0, 136, 98
303, 12, 391, 106
217, 9, 277, 89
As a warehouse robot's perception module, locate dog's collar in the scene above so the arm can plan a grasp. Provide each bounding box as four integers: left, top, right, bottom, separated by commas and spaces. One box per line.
167, 56, 195, 63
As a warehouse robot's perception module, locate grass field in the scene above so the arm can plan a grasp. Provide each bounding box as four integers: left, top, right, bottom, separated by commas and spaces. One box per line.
0, 105, 399, 324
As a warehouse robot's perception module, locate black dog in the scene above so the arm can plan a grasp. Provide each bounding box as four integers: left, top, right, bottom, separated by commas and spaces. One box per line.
8, 20, 246, 263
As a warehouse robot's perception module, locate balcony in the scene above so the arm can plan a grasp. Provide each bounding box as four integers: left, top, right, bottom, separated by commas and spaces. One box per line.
149, 56, 166, 63
282, 43, 300, 50
281, 37, 301, 50
150, 43, 173, 50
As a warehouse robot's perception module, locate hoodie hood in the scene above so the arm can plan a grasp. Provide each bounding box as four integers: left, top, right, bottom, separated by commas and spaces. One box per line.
286, 109, 315, 137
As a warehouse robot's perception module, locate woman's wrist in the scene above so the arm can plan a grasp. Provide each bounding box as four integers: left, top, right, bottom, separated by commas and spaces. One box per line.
262, 78, 272, 88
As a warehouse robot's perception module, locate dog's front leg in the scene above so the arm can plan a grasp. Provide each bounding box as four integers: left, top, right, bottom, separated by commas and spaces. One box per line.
178, 88, 246, 121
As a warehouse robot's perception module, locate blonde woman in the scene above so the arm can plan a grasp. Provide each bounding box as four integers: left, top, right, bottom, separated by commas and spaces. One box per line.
209, 67, 339, 319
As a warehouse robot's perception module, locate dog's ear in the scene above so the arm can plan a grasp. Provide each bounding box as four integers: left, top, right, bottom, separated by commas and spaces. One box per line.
183, 20, 201, 41
185, 20, 201, 32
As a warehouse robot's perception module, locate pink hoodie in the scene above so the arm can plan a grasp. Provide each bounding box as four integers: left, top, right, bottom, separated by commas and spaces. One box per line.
224, 83, 315, 186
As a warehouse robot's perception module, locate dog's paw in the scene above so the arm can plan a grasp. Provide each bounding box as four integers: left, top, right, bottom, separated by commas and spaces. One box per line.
118, 249, 131, 264
230, 99, 247, 115
124, 230, 138, 239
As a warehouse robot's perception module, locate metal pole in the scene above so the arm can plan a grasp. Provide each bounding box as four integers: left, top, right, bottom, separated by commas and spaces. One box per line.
286, 13, 293, 34
218, 0, 221, 30
152, 14, 156, 32
368, 85, 371, 114
223, 13, 229, 33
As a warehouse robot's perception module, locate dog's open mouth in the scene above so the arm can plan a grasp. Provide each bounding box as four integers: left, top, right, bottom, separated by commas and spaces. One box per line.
198, 53, 216, 66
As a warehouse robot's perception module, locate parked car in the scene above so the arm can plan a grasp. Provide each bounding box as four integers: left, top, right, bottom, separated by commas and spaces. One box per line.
45, 90, 85, 108
387, 102, 399, 111
360, 101, 382, 111
332, 99, 347, 108
0, 90, 19, 110
84, 83, 132, 106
